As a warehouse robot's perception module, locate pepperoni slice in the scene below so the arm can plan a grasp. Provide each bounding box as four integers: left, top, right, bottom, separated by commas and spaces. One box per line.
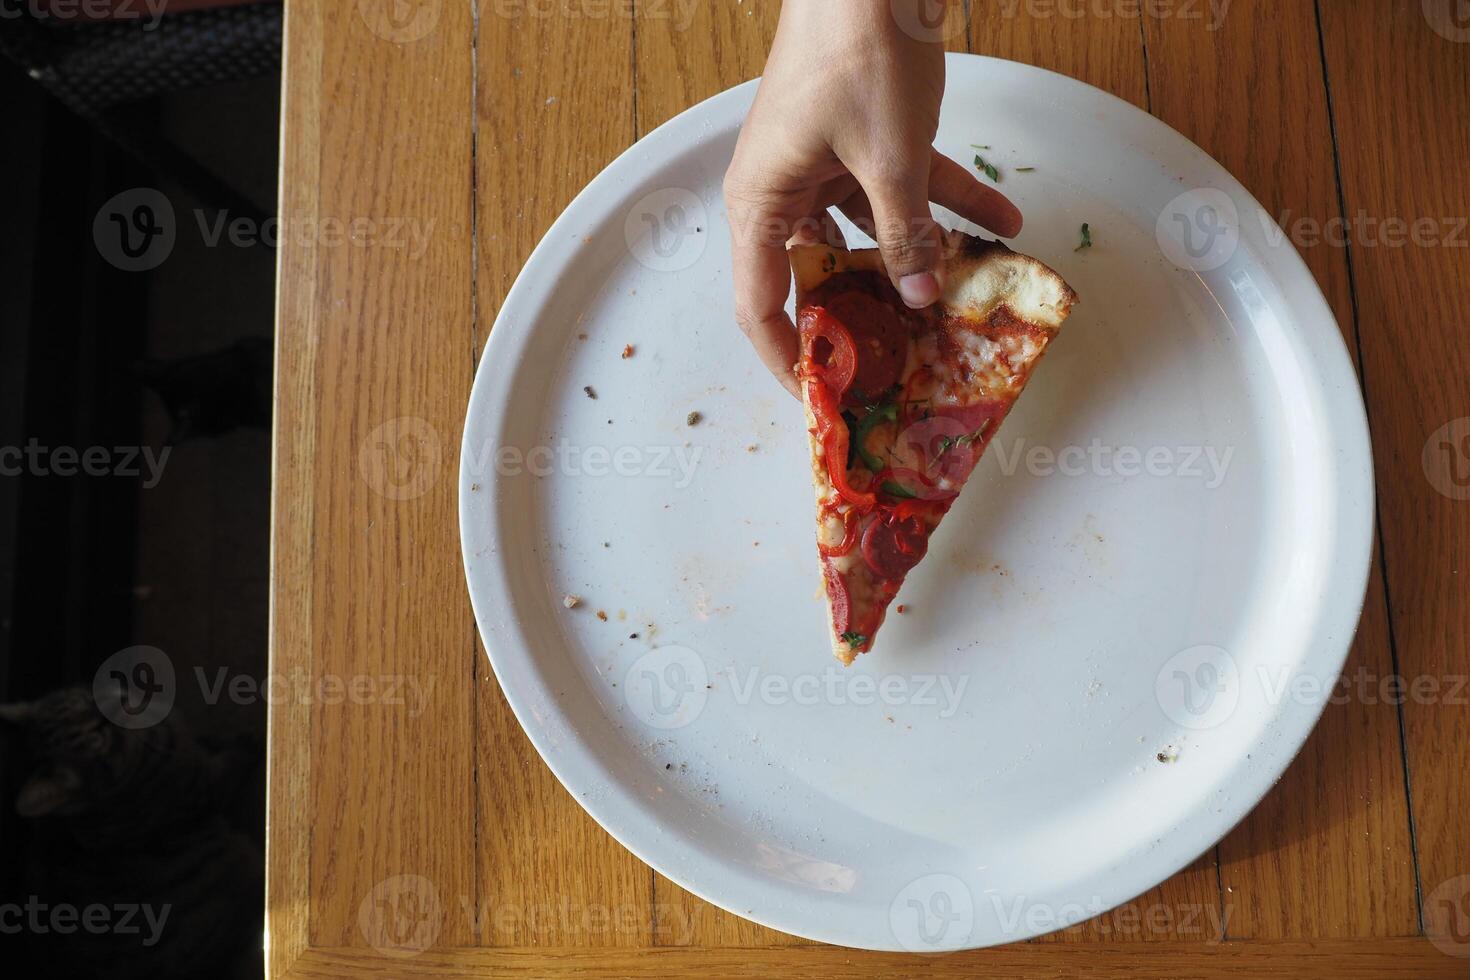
823, 560, 851, 633
826, 290, 907, 404
861, 515, 929, 580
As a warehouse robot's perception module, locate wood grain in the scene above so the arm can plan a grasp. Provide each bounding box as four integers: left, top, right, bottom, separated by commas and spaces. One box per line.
272, 0, 480, 953
970, 0, 1150, 110
1141, 0, 1417, 938
267, 0, 323, 971
1318, 0, 1470, 944
280, 938, 1467, 979
472, 2, 653, 948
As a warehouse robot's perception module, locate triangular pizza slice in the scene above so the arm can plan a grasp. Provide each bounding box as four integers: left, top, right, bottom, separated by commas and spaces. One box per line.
791, 230, 1078, 663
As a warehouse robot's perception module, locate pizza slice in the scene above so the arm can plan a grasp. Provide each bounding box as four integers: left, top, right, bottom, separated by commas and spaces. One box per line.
791, 229, 1078, 663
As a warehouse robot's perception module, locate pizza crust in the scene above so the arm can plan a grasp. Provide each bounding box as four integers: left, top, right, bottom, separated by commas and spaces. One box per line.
790, 229, 1077, 331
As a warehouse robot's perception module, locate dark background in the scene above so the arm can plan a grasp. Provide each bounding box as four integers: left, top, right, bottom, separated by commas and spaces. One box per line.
0, 2, 280, 976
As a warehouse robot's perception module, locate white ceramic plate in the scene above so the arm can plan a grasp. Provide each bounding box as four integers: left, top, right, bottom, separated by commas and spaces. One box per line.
460, 55, 1372, 951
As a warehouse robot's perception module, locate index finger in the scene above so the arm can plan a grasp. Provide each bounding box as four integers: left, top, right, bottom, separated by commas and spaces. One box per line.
726, 201, 802, 399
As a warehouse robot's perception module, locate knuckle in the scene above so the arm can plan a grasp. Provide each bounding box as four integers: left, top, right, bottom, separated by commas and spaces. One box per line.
879, 222, 932, 270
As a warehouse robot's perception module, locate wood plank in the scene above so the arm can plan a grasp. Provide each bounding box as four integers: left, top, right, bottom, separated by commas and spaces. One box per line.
272, 0, 479, 955
267, 0, 323, 970
473, 4, 652, 947
282, 937, 1469, 979
1140, 0, 1417, 938
1318, 0, 1470, 946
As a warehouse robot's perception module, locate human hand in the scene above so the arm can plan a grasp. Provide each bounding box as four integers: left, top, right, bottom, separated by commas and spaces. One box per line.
723, 0, 1023, 397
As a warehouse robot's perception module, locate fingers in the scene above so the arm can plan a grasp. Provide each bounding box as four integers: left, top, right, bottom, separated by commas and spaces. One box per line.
725, 197, 803, 399
928, 152, 1023, 238
855, 163, 944, 309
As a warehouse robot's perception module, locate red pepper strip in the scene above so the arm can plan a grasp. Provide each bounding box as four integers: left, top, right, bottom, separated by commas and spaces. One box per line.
891, 498, 944, 523
806, 378, 841, 436
823, 425, 876, 509
806, 379, 877, 510
797, 306, 858, 397
817, 506, 860, 558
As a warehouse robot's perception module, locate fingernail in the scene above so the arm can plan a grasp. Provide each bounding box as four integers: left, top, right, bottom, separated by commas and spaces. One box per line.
898, 272, 940, 309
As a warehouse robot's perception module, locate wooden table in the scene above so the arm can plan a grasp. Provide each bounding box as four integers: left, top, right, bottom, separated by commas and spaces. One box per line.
268, 1, 1470, 975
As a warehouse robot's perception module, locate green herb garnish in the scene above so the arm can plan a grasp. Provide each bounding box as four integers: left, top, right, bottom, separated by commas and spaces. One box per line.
930, 421, 993, 471
973, 153, 1000, 183
1075, 222, 1093, 251
969, 144, 991, 150
880, 480, 919, 499
840, 631, 869, 649
1016, 166, 1036, 172
854, 400, 898, 473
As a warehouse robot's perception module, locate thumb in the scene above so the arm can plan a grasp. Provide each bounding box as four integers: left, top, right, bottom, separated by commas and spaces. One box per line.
862, 171, 943, 309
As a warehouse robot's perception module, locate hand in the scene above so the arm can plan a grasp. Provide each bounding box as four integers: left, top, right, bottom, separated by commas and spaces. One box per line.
723, 0, 1022, 397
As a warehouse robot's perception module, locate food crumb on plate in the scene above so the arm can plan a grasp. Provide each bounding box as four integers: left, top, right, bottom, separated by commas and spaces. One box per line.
1157, 746, 1180, 764
621, 344, 634, 359
595, 609, 608, 622
895, 604, 907, 614
686, 410, 702, 426
583, 385, 597, 399
562, 594, 581, 609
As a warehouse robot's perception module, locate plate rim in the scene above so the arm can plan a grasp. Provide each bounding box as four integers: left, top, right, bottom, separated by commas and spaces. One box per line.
459, 53, 1375, 950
